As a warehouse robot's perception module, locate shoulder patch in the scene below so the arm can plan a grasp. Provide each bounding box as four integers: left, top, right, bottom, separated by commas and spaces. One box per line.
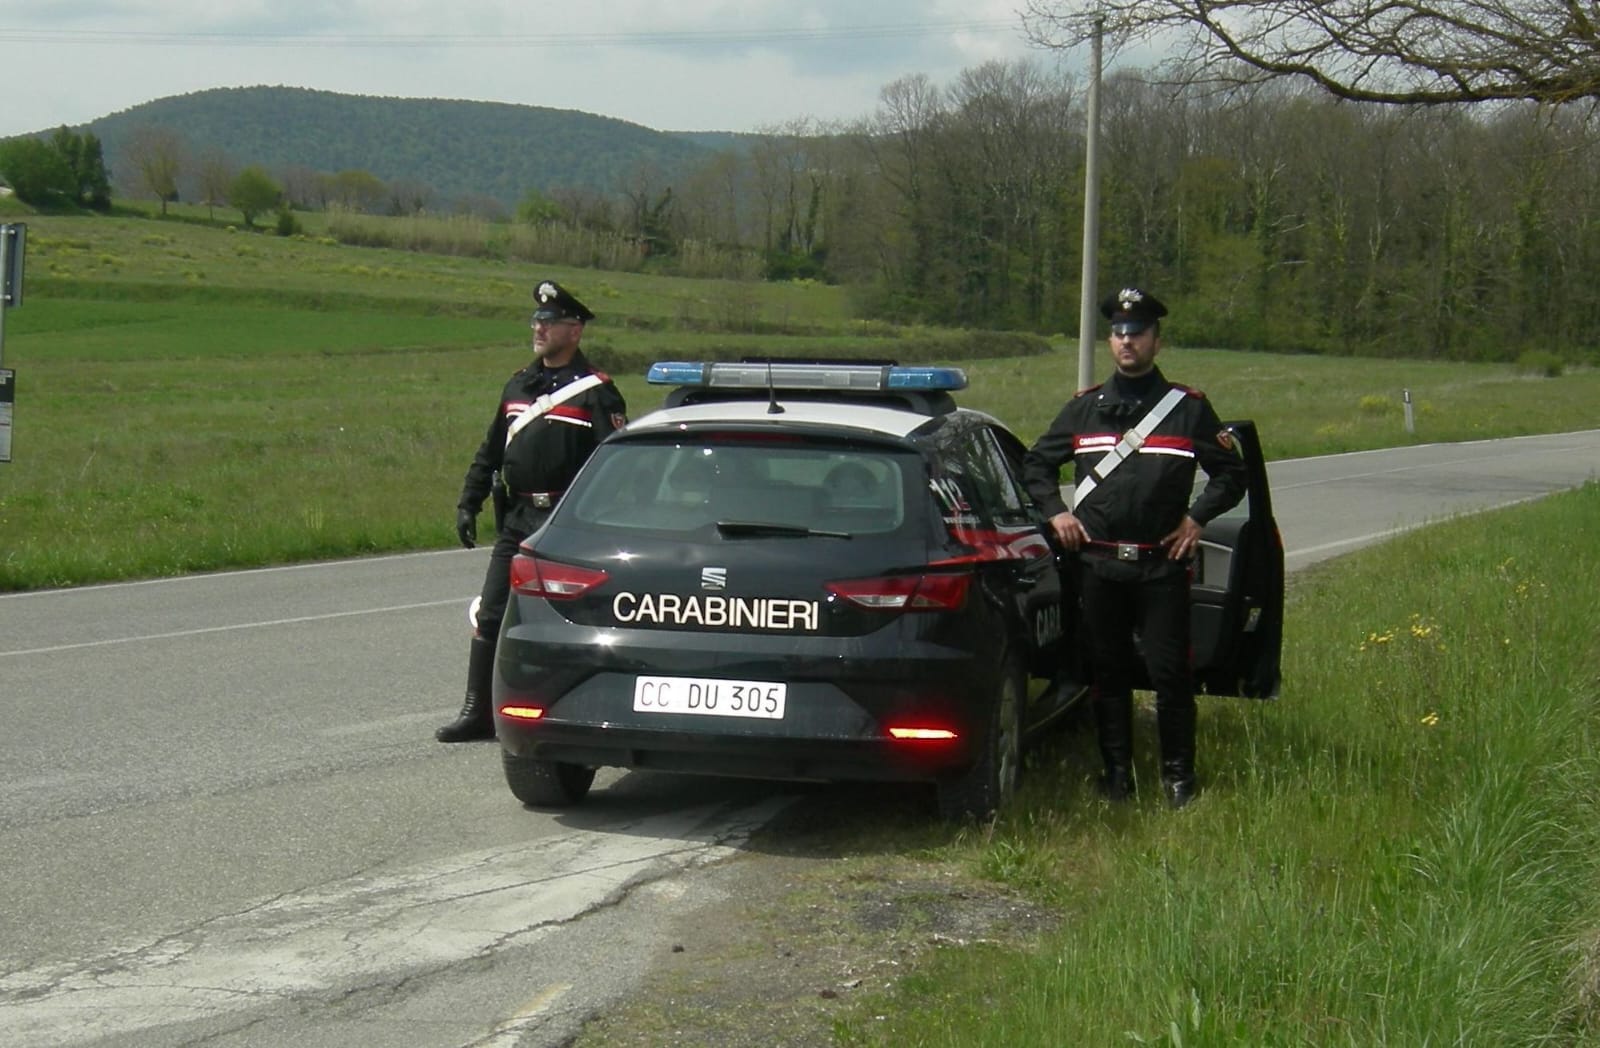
590, 369, 612, 383
1073, 383, 1104, 399
1170, 382, 1206, 399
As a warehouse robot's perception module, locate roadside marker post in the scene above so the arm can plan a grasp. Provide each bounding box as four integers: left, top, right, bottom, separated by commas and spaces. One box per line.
1, 222, 24, 463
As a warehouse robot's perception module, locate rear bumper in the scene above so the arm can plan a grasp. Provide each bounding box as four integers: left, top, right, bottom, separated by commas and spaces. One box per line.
496, 717, 975, 783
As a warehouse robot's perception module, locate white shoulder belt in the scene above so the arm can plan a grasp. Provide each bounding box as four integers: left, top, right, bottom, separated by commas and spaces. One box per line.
505, 373, 605, 447
1071, 386, 1187, 510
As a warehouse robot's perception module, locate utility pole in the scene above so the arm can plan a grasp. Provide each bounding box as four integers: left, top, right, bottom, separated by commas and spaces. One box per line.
1076, 17, 1105, 394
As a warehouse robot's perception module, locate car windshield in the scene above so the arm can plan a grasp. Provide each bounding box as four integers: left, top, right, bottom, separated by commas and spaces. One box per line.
564, 442, 908, 535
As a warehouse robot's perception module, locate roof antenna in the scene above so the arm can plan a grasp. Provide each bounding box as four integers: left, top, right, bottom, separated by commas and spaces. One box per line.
765, 359, 785, 414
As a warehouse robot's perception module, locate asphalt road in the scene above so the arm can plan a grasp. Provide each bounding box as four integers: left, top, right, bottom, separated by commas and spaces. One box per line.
1, 429, 1596, 1047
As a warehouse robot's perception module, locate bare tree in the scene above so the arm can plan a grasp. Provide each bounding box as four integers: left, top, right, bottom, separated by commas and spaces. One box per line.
1023, 0, 1600, 105
386, 177, 435, 216
279, 165, 322, 210
195, 148, 236, 220
124, 125, 186, 214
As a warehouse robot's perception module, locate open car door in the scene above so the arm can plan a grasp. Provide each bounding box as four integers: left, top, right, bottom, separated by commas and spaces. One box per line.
1190, 420, 1283, 699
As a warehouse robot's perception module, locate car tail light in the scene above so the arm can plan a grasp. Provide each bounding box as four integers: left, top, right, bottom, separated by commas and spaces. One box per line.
509, 554, 609, 599
825, 570, 972, 611
887, 726, 958, 741
499, 704, 546, 721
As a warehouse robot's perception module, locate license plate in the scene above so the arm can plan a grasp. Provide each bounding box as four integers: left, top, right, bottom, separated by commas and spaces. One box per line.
633, 675, 786, 720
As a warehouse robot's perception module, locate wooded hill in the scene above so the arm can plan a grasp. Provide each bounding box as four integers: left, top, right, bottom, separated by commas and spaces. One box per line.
70, 86, 746, 206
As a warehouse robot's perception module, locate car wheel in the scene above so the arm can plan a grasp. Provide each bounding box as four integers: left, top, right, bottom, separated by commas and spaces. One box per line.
935, 655, 1024, 822
502, 750, 596, 808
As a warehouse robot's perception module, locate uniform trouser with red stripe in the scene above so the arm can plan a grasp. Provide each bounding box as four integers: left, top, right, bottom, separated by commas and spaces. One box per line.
1080, 566, 1196, 780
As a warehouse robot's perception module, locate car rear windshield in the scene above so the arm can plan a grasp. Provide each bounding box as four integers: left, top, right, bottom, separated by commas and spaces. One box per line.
564, 441, 910, 535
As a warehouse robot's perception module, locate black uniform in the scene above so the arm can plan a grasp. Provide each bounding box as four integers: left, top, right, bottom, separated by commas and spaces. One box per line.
438, 277, 627, 744
461, 350, 628, 639
1022, 364, 1246, 805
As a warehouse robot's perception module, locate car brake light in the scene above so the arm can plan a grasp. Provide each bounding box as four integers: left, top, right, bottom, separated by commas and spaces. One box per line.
509, 554, 609, 599
499, 705, 546, 720
825, 571, 971, 611
888, 727, 958, 741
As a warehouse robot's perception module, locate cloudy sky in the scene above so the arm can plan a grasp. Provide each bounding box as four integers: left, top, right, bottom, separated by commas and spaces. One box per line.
0, 1, 1073, 137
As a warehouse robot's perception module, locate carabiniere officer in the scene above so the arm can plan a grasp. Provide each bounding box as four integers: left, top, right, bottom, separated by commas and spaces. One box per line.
436, 280, 628, 743
1022, 287, 1247, 807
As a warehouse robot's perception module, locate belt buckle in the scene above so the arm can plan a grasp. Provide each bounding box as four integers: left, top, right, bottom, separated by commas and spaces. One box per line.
529, 492, 553, 509
1116, 542, 1140, 562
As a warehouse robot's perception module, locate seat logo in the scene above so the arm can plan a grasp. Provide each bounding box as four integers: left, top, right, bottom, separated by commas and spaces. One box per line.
701, 567, 728, 591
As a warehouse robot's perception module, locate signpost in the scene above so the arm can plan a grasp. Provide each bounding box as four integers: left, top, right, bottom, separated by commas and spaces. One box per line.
1, 222, 24, 463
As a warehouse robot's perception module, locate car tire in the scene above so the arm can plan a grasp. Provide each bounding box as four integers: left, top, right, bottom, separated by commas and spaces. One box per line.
502, 750, 596, 808
935, 654, 1024, 822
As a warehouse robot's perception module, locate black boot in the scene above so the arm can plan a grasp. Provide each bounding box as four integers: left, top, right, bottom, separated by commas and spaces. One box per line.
436, 635, 497, 743
1093, 692, 1135, 801
1157, 703, 1199, 809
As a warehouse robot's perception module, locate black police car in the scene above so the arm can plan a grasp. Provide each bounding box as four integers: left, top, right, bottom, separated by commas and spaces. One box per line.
492, 360, 1281, 819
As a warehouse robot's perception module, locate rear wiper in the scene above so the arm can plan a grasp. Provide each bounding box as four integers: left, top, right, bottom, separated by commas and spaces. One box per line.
715, 520, 852, 539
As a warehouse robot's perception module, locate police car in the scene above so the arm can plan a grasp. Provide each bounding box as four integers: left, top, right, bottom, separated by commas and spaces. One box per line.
492, 359, 1282, 819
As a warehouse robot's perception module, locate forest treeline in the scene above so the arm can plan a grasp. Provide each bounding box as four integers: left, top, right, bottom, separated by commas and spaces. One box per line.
672, 64, 1600, 363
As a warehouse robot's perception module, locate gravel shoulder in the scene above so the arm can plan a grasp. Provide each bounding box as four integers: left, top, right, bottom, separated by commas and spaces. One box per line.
569, 784, 1059, 1047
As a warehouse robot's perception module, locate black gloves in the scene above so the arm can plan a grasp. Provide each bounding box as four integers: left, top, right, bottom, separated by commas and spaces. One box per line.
456, 507, 478, 549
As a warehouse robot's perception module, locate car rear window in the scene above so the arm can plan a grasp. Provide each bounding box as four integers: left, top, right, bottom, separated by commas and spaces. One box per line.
565, 442, 909, 535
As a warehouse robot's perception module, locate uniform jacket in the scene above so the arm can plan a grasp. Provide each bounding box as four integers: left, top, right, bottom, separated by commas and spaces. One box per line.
1022, 367, 1246, 571
459, 350, 628, 535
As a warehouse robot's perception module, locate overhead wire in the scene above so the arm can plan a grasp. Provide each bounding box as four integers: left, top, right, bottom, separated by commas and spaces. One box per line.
0, 20, 1020, 49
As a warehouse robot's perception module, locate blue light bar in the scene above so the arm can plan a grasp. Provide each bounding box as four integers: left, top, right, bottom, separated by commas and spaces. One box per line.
647, 362, 710, 385
885, 366, 968, 391
646, 361, 967, 393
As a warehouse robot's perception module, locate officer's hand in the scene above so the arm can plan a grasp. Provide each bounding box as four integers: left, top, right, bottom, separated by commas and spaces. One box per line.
1162, 516, 1203, 560
456, 508, 478, 549
1049, 511, 1088, 550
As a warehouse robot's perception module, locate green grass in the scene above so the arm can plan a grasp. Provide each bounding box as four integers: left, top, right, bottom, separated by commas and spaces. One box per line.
2, 211, 1599, 591
827, 485, 1600, 1045
961, 351, 1600, 460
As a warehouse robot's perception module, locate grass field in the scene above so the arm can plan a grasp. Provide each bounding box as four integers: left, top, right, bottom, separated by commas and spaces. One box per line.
3, 214, 1600, 595
3, 212, 1597, 591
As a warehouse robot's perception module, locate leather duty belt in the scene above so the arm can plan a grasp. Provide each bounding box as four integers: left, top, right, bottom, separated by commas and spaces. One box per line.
510, 489, 563, 509
1071, 386, 1187, 511
1082, 540, 1167, 563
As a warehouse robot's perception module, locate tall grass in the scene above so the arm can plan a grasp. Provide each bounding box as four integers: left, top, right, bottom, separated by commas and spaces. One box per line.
4, 212, 1600, 591
831, 485, 1600, 1045
321, 208, 763, 279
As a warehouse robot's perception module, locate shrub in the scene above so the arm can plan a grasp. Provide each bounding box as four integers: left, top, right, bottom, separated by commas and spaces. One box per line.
1515, 350, 1564, 377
